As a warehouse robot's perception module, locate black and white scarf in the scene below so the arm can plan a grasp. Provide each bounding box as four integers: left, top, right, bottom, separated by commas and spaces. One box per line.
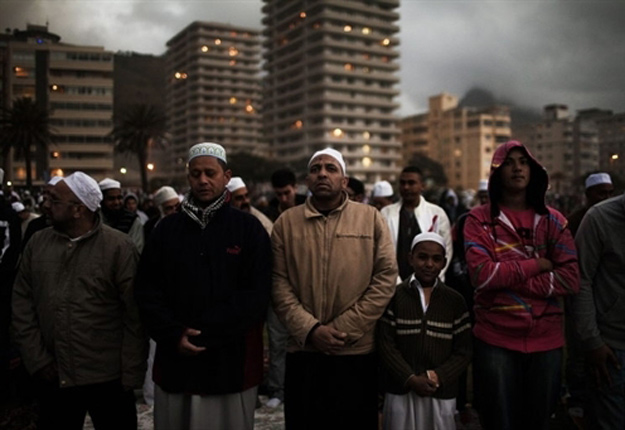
181, 190, 228, 229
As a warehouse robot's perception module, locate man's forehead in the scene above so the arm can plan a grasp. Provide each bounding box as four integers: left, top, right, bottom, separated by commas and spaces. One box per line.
506, 148, 527, 159
309, 155, 341, 169
189, 155, 222, 170
400, 172, 421, 181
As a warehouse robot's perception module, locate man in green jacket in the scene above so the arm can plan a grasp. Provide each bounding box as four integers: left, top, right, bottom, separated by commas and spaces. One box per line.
12, 171, 147, 430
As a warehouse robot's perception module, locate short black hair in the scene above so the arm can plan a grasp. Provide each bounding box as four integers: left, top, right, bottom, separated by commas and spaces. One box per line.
347, 177, 365, 195
401, 166, 423, 176
271, 169, 296, 188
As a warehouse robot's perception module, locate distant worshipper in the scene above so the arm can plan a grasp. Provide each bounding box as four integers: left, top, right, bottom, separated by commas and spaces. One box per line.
12, 171, 147, 429
98, 178, 144, 252
22, 176, 62, 247
143, 186, 180, 240
346, 177, 366, 203
371, 180, 394, 210
272, 148, 397, 429
567, 172, 614, 236
11, 201, 39, 236
381, 167, 452, 282
377, 232, 472, 430
124, 193, 149, 224
135, 142, 271, 430
227, 176, 273, 235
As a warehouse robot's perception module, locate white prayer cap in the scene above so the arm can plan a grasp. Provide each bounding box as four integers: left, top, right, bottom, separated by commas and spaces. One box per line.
308, 148, 346, 175
585, 173, 612, 189
48, 176, 63, 186
411, 232, 447, 256
153, 186, 178, 207
372, 181, 393, 197
478, 179, 488, 191
188, 142, 227, 164
226, 177, 246, 193
12, 202, 25, 213
63, 172, 103, 212
98, 178, 121, 191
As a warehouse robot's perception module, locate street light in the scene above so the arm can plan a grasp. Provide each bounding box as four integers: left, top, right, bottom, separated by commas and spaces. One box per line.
120, 167, 127, 174
147, 163, 155, 171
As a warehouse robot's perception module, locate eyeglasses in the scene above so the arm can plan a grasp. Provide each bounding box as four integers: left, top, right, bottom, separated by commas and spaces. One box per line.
51, 198, 81, 206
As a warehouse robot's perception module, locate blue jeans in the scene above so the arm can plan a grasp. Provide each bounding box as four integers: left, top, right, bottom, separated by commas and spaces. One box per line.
473, 338, 562, 430
587, 348, 625, 430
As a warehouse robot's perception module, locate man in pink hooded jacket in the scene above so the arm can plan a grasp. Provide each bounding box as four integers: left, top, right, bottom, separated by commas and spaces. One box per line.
464, 141, 579, 430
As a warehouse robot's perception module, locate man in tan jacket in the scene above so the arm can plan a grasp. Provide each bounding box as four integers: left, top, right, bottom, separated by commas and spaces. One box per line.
272, 148, 398, 430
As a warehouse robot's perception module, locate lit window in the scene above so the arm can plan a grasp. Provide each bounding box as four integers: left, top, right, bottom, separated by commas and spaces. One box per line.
229, 47, 239, 56
300, 12, 307, 18
344, 63, 354, 71
362, 157, 372, 167
381, 38, 391, 46
50, 168, 64, 177
362, 144, 371, 154
344, 25, 352, 32
215, 39, 222, 45
229, 60, 237, 66
201, 45, 209, 52
51, 151, 60, 159
245, 104, 255, 113
293, 120, 303, 129
229, 97, 237, 104
363, 131, 371, 140
333, 128, 344, 138
362, 27, 371, 35
174, 72, 188, 80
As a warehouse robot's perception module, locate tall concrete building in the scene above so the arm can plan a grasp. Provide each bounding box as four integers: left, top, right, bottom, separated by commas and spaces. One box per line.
597, 112, 625, 180
165, 22, 264, 182
1, 24, 114, 185
401, 93, 511, 190
515, 105, 602, 196
262, 0, 401, 182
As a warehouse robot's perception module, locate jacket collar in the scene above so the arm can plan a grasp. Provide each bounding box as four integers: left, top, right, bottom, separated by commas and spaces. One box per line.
304, 190, 350, 219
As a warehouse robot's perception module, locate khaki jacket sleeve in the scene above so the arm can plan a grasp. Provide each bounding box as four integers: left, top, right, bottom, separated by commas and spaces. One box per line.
128, 217, 144, 254
271, 217, 319, 347
329, 212, 398, 344
116, 240, 148, 388
11, 241, 55, 375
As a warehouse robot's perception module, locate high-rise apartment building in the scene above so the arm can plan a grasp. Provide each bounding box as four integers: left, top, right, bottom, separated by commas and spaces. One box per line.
2, 24, 114, 185
401, 93, 511, 190
262, 0, 401, 182
597, 112, 625, 180
515, 105, 602, 196
165, 22, 264, 182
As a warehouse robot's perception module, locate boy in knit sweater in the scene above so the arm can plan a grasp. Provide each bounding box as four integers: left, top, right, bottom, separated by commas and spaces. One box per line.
377, 232, 472, 430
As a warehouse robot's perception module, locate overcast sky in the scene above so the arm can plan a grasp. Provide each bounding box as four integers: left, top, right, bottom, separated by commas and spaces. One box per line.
2, 0, 624, 116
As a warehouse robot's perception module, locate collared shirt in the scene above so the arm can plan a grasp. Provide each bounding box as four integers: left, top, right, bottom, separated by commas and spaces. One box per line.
409, 274, 440, 313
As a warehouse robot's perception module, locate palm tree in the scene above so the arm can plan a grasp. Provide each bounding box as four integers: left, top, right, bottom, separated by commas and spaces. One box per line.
0, 97, 55, 188
110, 104, 168, 192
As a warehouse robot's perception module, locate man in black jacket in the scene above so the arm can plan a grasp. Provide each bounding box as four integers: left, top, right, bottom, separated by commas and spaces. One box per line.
135, 142, 272, 430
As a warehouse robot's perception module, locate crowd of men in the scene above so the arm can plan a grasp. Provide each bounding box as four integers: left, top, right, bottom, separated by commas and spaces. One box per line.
0, 138, 623, 430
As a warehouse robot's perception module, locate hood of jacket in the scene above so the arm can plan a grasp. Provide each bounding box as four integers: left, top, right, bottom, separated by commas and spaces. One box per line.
489, 140, 549, 217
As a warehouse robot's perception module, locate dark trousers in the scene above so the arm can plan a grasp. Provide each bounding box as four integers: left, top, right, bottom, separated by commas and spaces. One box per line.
285, 352, 378, 430
473, 338, 562, 430
35, 378, 137, 430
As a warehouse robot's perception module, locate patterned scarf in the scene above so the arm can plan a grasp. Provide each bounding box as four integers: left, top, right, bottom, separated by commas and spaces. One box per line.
181, 190, 228, 229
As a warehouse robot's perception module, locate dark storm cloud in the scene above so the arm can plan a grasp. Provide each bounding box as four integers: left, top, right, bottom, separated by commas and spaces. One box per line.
2, 1, 624, 115
399, 1, 625, 115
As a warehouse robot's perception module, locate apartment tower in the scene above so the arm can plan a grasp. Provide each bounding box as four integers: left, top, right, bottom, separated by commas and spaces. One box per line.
165, 22, 264, 182
262, 0, 401, 182
401, 93, 511, 190
3, 24, 114, 184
